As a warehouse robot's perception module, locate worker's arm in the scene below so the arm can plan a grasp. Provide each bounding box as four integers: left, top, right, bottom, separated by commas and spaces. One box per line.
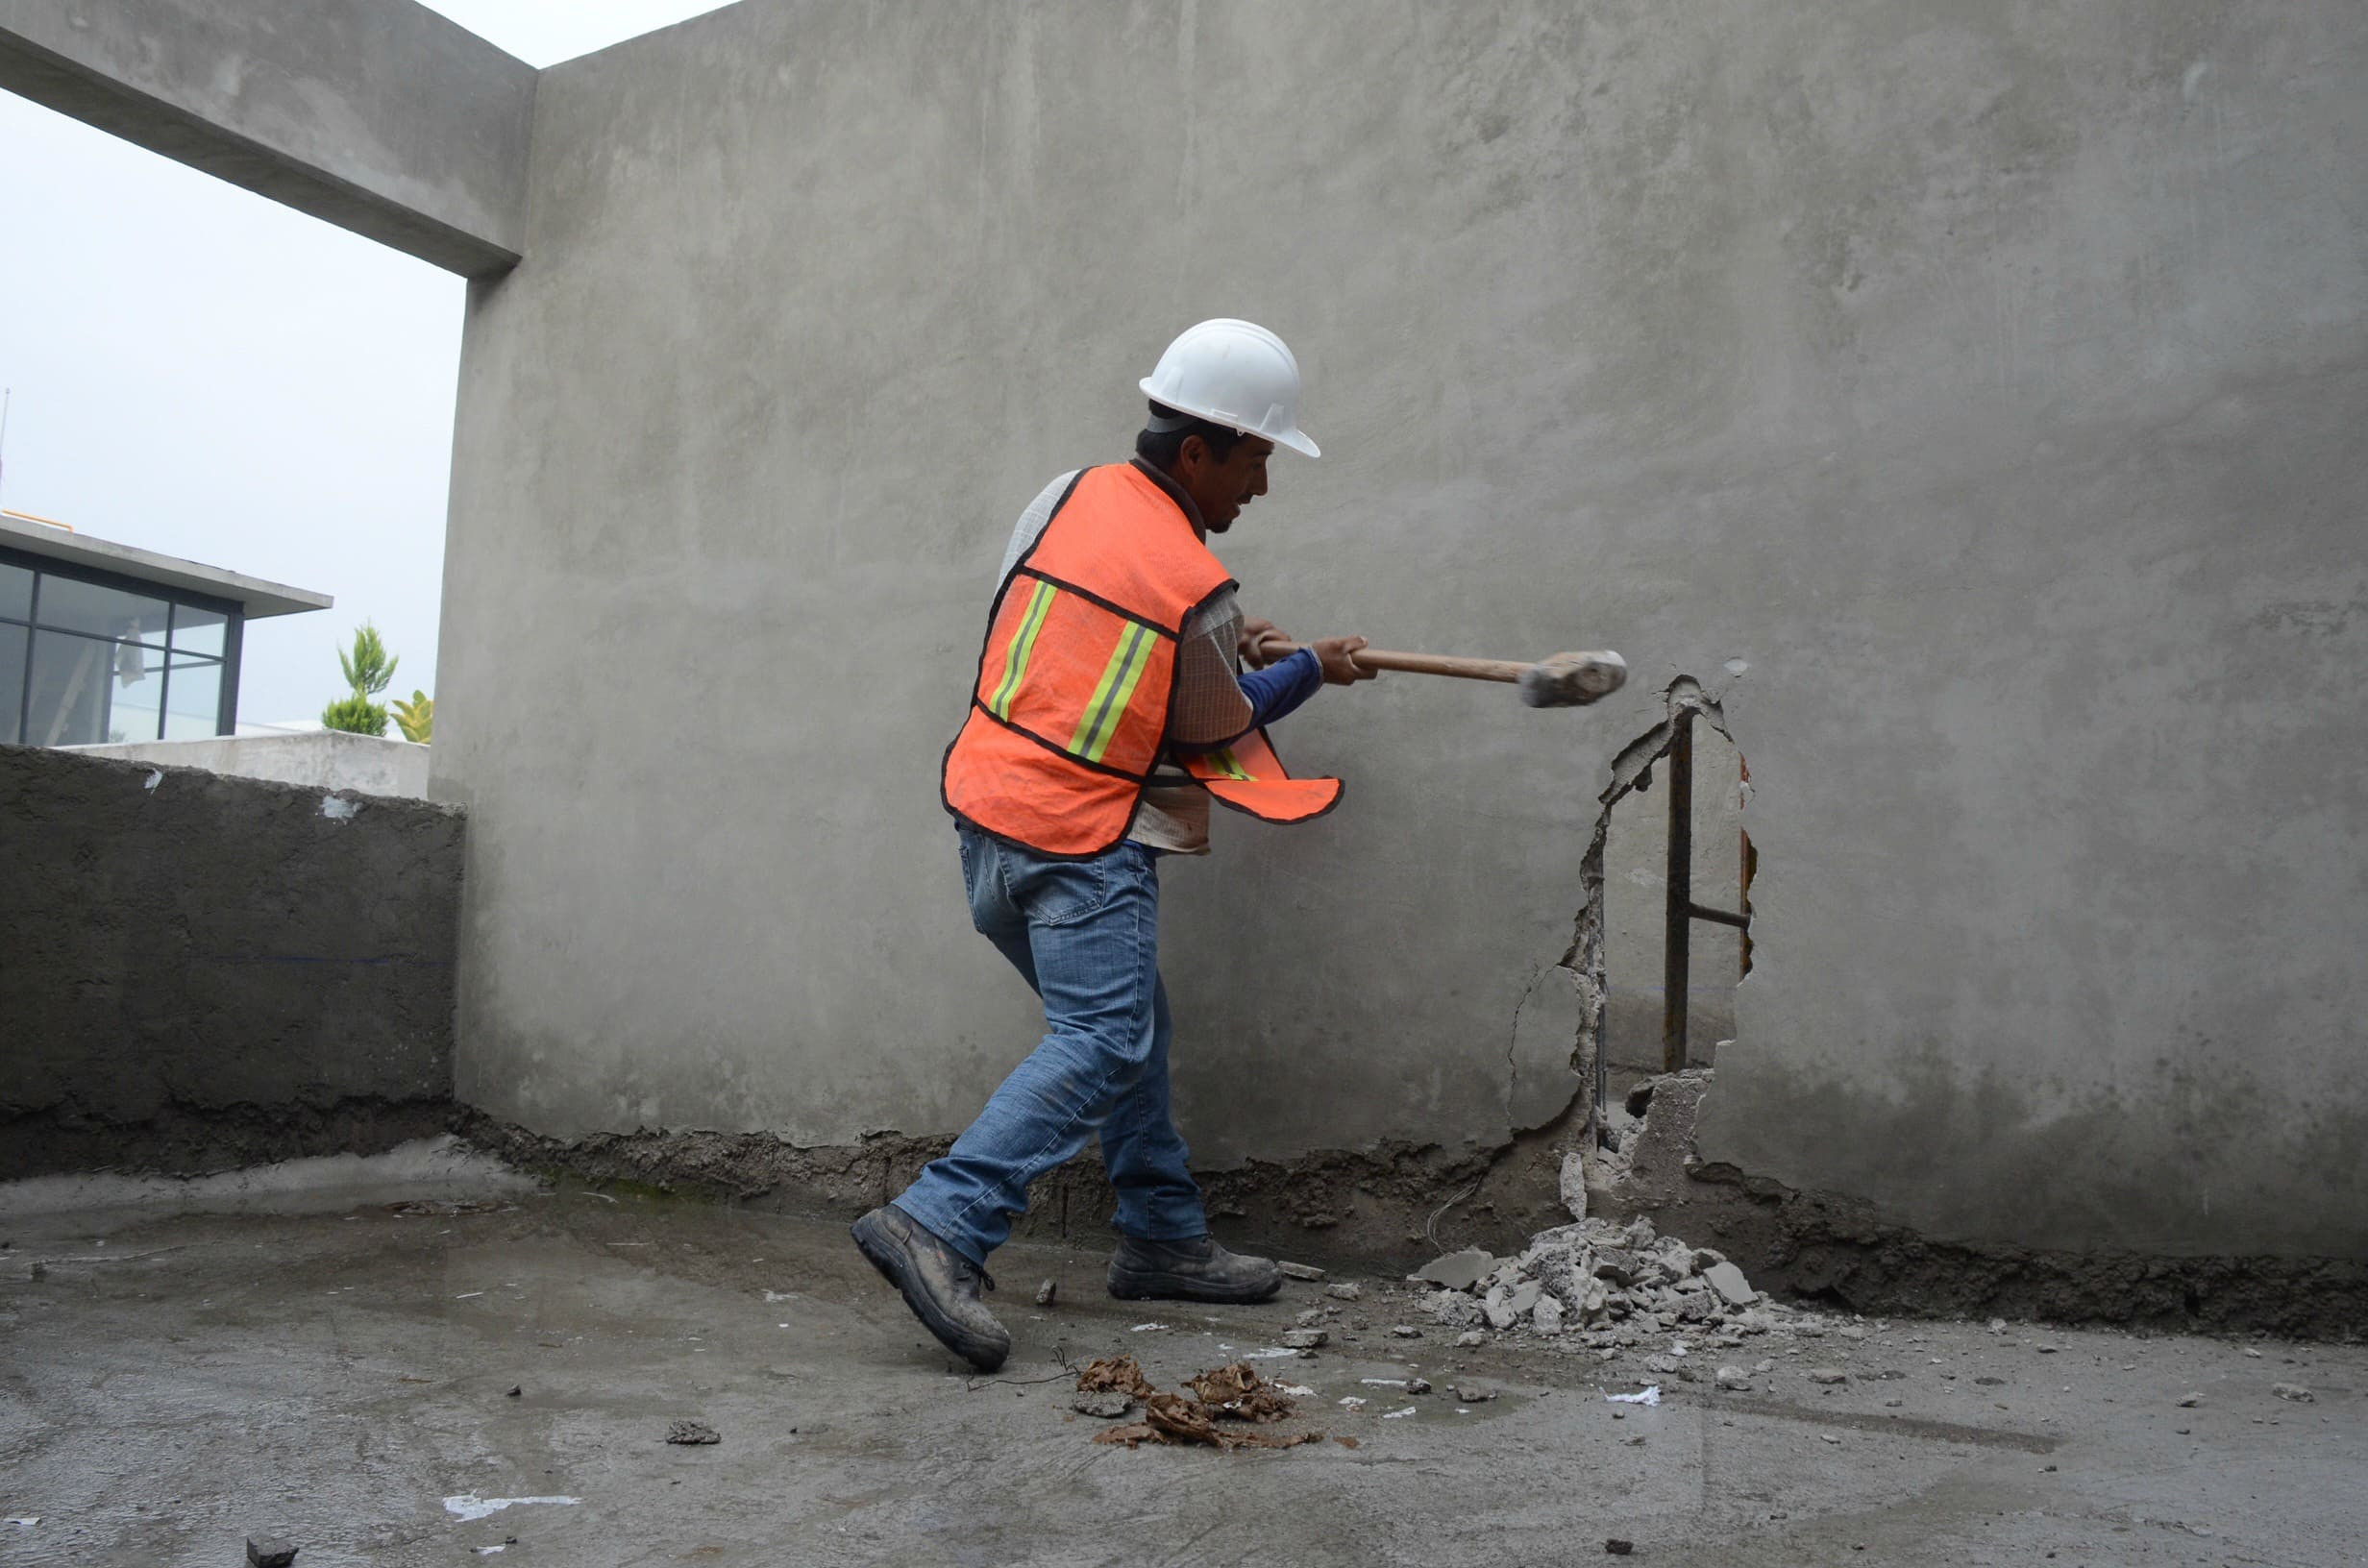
1245, 622, 1376, 688
1236, 647, 1325, 725
1170, 630, 1369, 755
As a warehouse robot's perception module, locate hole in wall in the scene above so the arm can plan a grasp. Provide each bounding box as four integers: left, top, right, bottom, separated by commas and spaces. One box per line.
1571, 680, 1753, 1127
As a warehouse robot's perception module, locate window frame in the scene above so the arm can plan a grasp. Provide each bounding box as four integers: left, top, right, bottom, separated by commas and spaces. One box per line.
0, 544, 246, 745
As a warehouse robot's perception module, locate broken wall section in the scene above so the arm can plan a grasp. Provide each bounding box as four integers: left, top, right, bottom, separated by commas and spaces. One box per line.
0, 747, 462, 1177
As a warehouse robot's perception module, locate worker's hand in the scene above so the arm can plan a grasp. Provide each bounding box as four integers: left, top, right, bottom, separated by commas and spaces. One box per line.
1239, 617, 1291, 669
1312, 635, 1377, 686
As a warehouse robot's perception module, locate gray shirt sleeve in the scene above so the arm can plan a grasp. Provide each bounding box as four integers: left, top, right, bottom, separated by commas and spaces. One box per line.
999, 471, 1082, 580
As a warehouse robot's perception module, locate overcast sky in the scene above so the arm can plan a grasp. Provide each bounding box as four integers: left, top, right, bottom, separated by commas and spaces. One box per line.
0, 1, 733, 728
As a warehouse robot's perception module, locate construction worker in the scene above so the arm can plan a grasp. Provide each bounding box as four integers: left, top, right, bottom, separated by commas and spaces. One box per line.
852, 320, 1375, 1371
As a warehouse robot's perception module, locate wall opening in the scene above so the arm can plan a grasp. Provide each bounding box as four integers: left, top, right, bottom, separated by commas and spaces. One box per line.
1582, 683, 1752, 1119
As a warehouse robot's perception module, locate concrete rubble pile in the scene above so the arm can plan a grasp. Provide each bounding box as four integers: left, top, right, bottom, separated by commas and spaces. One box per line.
1411, 1213, 1797, 1359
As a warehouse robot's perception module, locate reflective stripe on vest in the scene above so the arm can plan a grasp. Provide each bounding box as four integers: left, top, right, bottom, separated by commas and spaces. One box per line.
986, 578, 1057, 720
943, 464, 1344, 856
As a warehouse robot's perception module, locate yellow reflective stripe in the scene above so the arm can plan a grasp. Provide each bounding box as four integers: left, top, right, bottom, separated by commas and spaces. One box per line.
1090, 628, 1157, 764
1069, 623, 1154, 763
988, 579, 1057, 719
1206, 747, 1253, 781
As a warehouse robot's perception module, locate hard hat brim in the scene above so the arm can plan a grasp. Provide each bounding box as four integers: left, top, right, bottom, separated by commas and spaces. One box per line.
1137, 380, 1320, 459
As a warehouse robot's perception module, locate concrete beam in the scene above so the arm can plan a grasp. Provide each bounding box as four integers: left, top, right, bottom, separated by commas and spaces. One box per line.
0, 0, 534, 276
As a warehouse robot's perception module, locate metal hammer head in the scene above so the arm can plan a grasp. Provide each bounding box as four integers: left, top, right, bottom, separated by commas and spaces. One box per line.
1517, 650, 1627, 708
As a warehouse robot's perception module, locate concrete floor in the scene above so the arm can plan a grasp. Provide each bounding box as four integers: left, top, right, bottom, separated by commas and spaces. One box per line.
2, 1148, 2362, 1568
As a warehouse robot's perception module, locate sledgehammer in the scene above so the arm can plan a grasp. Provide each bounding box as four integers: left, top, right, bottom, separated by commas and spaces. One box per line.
1253, 639, 1627, 708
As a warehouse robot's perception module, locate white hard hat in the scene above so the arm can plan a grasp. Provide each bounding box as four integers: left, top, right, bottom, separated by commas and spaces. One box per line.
1138, 318, 1320, 458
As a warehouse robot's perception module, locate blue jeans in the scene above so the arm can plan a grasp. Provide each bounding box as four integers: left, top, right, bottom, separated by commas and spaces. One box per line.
892, 825, 1206, 1266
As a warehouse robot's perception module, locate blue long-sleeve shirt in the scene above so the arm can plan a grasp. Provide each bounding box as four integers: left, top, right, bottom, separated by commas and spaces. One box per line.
1171, 647, 1323, 751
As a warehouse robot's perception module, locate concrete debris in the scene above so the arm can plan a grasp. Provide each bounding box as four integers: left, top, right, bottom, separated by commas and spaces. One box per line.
1808, 1368, 1848, 1385
1452, 1384, 1496, 1403
247, 1537, 299, 1568
1605, 1541, 1635, 1556
664, 1420, 720, 1445
1406, 1377, 1433, 1395
1277, 1261, 1325, 1281
1391, 1324, 1422, 1337
1456, 1331, 1486, 1348
1072, 1390, 1134, 1418
1416, 1247, 1495, 1290
2272, 1383, 2314, 1403
1035, 1279, 1057, 1307
1279, 1329, 1328, 1351
1606, 1386, 1661, 1407
2177, 1393, 2202, 1408
1324, 1283, 1362, 1301
1703, 1261, 1757, 1308
506, 1384, 521, 1398
1406, 1213, 1799, 1352
1714, 1365, 1750, 1390
1558, 1149, 1589, 1222
1428, 1289, 1485, 1330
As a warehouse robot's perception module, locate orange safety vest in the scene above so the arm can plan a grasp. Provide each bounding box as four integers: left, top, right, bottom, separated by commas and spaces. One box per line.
942, 464, 1344, 857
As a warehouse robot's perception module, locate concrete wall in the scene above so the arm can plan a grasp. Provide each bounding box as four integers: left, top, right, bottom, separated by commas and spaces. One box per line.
433, 0, 2368, 1262
0, 746, 461, 1176
73, 731, 433, 799
0, 0, 533, 274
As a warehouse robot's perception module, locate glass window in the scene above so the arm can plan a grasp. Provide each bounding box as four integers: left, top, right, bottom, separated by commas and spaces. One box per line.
35, 574, 171, 647
171, 604, 229, 657
26, 628, 127, 747
108, 639, 164, 743
163, 653, 226, 739
0, 560, 31, 622
0, 623, 25, 745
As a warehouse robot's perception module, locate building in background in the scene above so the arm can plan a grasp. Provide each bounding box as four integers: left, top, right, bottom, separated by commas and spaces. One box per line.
0, 510, 329, 747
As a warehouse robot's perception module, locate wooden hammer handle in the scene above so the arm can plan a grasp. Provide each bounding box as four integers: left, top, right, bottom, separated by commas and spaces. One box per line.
1257, 641, 1526, 684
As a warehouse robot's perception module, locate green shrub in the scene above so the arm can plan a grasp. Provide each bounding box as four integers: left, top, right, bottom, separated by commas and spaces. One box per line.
390, 690, 433, 745
322, 623, 398, 736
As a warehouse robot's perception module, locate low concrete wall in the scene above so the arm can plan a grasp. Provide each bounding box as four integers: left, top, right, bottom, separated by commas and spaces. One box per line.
0, 745, 462, 1176
0, 0, 535, 275
73, 732, 433, 799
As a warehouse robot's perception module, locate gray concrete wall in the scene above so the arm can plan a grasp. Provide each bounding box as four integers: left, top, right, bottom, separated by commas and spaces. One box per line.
0, 0, 534, 274
73, 731, 434, 799
0, 745, 462, 1176
435, 0, 2368, 1262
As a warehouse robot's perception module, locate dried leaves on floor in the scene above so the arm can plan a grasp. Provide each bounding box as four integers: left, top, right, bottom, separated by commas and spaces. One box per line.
1078, 1358, 1323, 1452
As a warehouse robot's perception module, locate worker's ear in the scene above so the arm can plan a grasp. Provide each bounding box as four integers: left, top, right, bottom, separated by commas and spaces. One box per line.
1174, 433, 1210, 478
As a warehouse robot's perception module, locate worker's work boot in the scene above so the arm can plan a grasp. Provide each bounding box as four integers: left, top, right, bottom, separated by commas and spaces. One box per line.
850, 1206, 1011, 1372
1106, 1233, 1283, 1304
